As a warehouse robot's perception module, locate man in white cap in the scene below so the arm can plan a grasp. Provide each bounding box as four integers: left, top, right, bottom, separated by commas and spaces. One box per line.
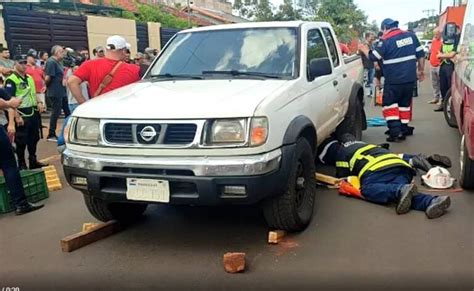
67, 35, 140, 104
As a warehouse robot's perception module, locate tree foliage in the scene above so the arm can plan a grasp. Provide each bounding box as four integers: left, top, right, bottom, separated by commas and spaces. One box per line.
233, 0, 370, 41
118, 4, 191, 29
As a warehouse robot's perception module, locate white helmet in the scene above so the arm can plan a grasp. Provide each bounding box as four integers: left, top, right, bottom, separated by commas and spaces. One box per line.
422, 166, 455, 189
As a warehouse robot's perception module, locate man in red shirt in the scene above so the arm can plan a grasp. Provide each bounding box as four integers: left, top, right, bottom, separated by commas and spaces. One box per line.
68, 35, 140, 104
428, 28, 442, 105
25, 53, 46, 110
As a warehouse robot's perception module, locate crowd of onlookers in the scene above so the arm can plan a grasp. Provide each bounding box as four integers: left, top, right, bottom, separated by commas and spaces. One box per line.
0, 36, 158, 141
0, 35, 158, 168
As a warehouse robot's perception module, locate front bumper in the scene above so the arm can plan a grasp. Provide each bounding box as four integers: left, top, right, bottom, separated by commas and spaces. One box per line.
62, 146, 294, 205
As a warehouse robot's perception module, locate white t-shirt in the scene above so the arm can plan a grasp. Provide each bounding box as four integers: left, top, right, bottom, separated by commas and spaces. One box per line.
66, 68, 89, 105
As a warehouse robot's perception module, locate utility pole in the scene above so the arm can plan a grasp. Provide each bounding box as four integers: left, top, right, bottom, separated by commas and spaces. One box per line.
439, 0, 442, 14
187, 0, 191, 27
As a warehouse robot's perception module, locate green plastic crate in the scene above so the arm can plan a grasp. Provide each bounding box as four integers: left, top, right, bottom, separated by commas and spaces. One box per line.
0, 169, 49, 213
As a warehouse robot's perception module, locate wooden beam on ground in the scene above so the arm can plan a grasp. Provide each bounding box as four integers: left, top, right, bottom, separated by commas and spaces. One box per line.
315, 172, 341, 186
268, 230, 286, 244
60, 220, 121, 253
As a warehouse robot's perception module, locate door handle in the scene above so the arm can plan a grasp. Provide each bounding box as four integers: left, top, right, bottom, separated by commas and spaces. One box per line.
343, 73, 347, 78
333, 80, 338, 86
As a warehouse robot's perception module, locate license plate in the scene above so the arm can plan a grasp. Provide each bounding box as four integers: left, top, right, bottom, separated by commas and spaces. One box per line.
126, 178, 170, 203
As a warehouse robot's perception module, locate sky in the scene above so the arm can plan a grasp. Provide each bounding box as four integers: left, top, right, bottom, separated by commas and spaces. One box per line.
354, 0, 451, 29
266, 0, 453, 29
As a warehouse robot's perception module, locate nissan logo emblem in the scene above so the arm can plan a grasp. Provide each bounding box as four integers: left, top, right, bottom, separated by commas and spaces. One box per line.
140, 126, 157, 142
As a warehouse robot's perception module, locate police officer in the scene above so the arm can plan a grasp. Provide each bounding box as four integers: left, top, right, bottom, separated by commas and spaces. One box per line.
0, 95, 44, 215
434, 24, 459, 112
4, 55, 47, 170
318, 134, 451, 219
359, 18, 425, 142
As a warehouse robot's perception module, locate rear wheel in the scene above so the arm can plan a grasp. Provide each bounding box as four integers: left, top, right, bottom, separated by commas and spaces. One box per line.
443, 90, 457, 128
459, 135, 474, 190
263, 137, 316, 232
336, 97, 363, 140
83, 194, 148, 222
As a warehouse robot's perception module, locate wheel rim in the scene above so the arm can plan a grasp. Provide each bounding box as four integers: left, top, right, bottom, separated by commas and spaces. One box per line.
446, 96, 453, 120
295, 161, 306, 210
460, 135, 465, 174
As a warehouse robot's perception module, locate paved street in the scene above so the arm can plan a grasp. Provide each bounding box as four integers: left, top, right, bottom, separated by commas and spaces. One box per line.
0, 78, 473, 290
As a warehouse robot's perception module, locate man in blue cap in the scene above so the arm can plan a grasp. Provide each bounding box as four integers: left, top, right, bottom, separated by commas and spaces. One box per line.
359, 18, 425, 142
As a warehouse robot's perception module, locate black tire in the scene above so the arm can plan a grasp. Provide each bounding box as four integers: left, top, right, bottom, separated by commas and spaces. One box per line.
443, 90, 458, 128
83, 194, 148, 222
262, 137, 316, 232
460, 135, 474, 190
336, 97, 363, 140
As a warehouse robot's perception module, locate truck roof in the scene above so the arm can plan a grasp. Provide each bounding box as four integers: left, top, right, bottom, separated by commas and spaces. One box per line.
180, 21, 330, 34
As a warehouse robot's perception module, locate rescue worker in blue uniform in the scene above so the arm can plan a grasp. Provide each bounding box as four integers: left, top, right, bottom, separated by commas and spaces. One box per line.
359, 18, 425, 142
318, 134, 451, 219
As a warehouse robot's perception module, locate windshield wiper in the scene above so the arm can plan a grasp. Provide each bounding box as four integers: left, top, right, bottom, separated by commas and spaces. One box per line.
202, 70, 283, 79
150, 73, 204, 80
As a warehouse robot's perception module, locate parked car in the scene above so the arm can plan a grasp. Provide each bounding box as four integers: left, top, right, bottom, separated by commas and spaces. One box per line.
420, 39, 432, 59
62, 21, 365, 232
444, 1, 474, 189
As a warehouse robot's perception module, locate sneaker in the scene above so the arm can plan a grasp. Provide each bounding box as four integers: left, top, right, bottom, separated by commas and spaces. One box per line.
428, 99, 439, 104
47, 135, 58, 142
396, 184, 415, 214
434, 106, 443, 112
15, 202, 44, 215
425, 196, 451, 219
436, 100, 443, 106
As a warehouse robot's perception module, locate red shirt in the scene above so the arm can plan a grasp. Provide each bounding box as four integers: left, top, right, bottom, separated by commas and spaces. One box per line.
25, 64, 44, 93
73, 58, 140, 97
339, 43, 350, 55
429, 38, 442, 67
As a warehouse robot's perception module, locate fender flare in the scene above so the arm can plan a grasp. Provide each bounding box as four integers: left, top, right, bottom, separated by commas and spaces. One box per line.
282, 115, 317, 151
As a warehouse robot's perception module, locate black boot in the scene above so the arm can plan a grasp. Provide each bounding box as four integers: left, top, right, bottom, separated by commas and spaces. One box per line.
18, 159, 28, 171
409, 155, 433, 172
29, 157, 48, 169
426, 154, 452, 168
15, 202, 44, 215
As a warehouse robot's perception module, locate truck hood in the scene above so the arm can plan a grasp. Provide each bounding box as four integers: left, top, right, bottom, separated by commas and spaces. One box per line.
73, 79, 289, 119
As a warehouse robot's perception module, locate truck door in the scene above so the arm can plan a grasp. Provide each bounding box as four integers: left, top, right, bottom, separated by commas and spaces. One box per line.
301, 27, 339, 139
321, 27, 349, 125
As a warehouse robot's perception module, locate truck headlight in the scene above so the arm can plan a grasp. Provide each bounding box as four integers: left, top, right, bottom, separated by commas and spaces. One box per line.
208, 119, 246, 144
73, 118, 100, 145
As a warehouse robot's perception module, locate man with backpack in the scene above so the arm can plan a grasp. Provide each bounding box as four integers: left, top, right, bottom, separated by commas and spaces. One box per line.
67, 35, 140, 104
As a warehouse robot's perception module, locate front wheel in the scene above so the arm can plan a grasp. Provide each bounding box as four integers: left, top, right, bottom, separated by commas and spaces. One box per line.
83, 194, 148, 222
262, 137, 316, 232
459, 135, 474, 190
443, 91, 458, 128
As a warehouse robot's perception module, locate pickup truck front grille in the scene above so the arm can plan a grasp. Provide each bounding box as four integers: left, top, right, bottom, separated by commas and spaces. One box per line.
103, 122, 197, 146
165, 124, 198, 144
104, 123, 133, 144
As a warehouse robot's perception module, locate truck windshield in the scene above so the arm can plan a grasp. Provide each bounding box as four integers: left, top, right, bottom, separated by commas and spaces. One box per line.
149, 27, 298, 79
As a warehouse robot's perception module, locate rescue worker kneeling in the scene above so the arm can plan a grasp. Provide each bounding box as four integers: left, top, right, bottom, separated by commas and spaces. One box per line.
4, 55, 47, 170
318, 134, 451, 219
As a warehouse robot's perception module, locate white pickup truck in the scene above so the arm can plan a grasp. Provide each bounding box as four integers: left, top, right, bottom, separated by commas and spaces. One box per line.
62, 21, 364, 232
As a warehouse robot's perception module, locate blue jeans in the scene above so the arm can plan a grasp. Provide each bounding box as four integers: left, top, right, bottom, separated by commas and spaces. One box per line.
0, 127, 27, 208
365, 68, 374, 87
57, 104, 79, 147
360, 167, 435, 211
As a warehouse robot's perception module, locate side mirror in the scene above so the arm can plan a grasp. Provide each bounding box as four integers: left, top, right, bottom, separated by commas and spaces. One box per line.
308, 57, 332, 81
